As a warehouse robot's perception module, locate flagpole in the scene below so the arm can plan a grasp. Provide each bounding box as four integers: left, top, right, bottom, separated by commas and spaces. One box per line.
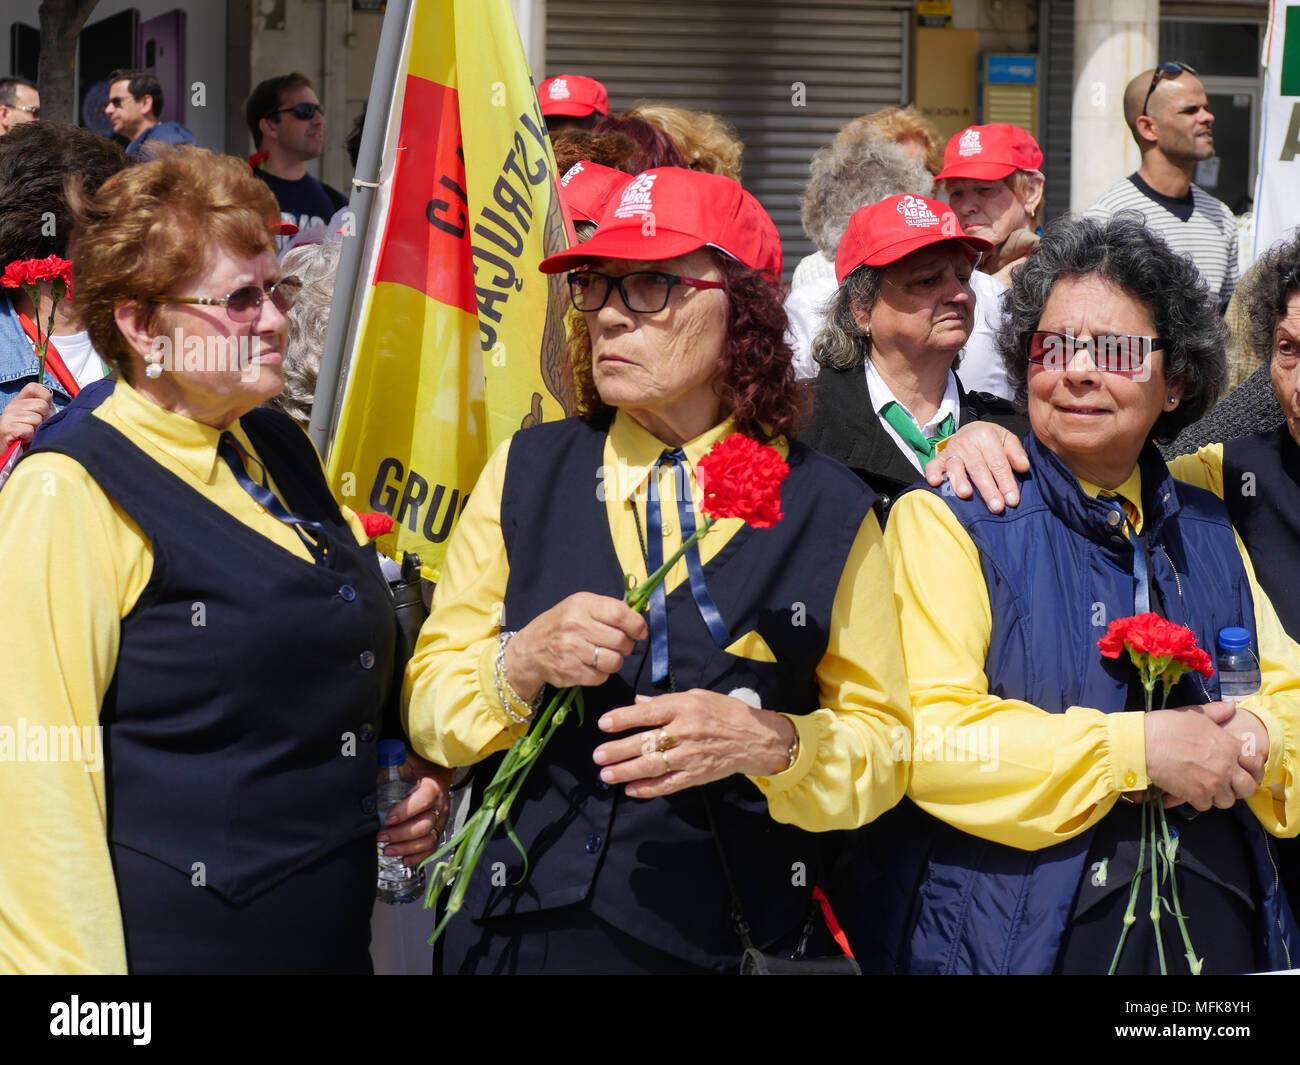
308, 0, 414, 458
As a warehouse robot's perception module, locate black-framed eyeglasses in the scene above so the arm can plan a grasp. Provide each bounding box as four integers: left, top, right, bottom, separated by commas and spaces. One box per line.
567, 270, 725, 314
153, 276, 303, 322
106, 97, 129, 109
273, 102, 324, 121
1023, 330, 1166, 375
1141, 61, 1198, 117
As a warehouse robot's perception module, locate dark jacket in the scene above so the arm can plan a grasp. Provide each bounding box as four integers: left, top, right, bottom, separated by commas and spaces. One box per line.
798, 362, 1028, 517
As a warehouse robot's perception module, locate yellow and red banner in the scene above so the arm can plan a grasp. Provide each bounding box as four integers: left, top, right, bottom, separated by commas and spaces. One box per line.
327, 0, 573, 579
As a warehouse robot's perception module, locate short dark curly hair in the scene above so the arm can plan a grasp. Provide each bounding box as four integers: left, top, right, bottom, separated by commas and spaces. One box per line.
0, 121, 128, 262
997, 212, 1227, 442
568, 250, 800, 443
1239, 231, 1300, 366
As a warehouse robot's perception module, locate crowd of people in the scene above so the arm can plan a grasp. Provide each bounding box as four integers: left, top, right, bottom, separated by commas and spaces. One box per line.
2, 55, 1300, 977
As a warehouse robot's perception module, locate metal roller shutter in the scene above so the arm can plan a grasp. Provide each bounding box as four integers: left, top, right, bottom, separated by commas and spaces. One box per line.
546, 0, 912, 283
1039, 0, 1074, 223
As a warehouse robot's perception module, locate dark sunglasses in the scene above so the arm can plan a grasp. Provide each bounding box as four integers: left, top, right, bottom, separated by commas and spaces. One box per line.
12, 103, 38, 117
1141, 61, 1198, 117
1023, 330, 1166, 376
274, 102, 324, 121
567, 270, 725, 314
153, 276, 303, 322
106, 97, 129, 109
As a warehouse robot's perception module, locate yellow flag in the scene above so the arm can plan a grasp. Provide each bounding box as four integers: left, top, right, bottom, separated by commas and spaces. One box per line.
327, 0, 573, 580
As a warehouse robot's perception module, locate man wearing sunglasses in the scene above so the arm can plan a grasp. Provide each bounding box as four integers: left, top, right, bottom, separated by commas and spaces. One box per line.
0, 77, 39, 136
104, 69, 196, 159
1086, 62, 1237, 315
244, 72, 347, 251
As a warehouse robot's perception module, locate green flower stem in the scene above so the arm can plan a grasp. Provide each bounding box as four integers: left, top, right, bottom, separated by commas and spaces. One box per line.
1156, 799, 1202, 974
1109, 784, 1149, 974
1148, 785, 1167, 974
625, 517, 715, 611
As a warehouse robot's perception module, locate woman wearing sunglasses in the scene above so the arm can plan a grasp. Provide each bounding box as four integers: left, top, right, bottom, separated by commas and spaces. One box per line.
0, 148, 445, 974
873, 214, 1300, 973
405, 167, 913, 973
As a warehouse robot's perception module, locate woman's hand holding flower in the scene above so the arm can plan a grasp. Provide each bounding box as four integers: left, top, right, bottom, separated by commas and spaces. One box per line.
505, 592, 648, 701
593, 690, 797, 798
0, 382, 55, 448
1143, 703, 1263, 810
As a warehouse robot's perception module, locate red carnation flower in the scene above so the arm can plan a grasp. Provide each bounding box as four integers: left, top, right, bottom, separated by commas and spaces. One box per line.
1098, 612, 1215, 680
356, 511, 394, 539
2, 260, 31, 288
696, 432, 788, 529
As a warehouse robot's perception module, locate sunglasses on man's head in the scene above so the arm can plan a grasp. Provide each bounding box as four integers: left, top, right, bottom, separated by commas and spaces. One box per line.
153, 276, 303, 323
1023, 330, 1166, 375
1141, 61, 1198, 117
274, 102, 324, 121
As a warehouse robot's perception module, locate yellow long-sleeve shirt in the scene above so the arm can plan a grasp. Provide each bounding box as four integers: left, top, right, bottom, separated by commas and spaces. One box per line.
0, 382, 367, 974
403, 410, 913, 831
885, 462, 1300, 852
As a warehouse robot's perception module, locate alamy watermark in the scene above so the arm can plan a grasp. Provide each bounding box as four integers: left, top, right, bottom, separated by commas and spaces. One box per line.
0, 718, 102, 772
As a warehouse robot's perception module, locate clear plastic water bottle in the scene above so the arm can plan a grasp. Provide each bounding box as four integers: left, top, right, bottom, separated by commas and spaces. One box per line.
1217, 627, 1261, 700
376, 738, 426, 904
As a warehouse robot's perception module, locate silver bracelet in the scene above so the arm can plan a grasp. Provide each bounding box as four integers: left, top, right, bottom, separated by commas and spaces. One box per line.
494, 631, 543, 723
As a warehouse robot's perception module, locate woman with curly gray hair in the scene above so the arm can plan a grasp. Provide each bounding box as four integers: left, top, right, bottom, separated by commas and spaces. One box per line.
872, 213, 1300, 974
269, 239, 340, 425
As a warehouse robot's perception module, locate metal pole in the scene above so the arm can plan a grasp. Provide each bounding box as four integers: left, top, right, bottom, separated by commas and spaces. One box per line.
308, 0, 413, 458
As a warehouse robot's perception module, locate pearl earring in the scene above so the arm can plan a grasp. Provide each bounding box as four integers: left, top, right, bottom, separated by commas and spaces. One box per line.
145, 358, 163, 379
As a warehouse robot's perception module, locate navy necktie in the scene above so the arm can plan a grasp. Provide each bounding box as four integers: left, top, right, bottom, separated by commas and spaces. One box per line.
218, 431, 327, 564
1105, 497, 1150, 614
644, 449, 731, 684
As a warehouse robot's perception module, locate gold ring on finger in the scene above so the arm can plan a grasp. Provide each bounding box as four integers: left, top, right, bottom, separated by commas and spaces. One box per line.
656, 730, 677, 752
592, 646, 602, 669
661, 751, 673, 774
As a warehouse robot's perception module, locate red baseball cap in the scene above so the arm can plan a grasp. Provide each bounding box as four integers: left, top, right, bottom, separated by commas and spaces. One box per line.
539, 167, 783, 284
538, 75, 609, 119
937, 124, 1043, 182
556, 160, 631, 226
834, 194, 992, 283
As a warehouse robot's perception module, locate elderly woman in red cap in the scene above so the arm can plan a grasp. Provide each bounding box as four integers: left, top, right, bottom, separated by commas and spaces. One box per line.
404, 167, 912, 974
938, 124, 1046, 397
799, 193, 1026, 516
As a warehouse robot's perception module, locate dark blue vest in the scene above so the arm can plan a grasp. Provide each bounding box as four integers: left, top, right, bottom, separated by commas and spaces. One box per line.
1223, 427, 1300, 638
450, 415, 876, 970
28, 403, 396, 973
894, 433, 1297, 973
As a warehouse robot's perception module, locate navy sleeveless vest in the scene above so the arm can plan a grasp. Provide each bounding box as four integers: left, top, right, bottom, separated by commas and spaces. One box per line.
894, 434, 1296, 973
1223, 427, 1300, 638
28, 402, 396, 973
450, 416, 877, 970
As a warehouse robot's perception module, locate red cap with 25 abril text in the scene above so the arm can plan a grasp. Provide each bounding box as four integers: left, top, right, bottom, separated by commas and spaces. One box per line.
538, 75, 609, 118
936, 123, 1044, 182
834, 194, 992, 283
539, 167, 783, 284
556, 160, 631, 226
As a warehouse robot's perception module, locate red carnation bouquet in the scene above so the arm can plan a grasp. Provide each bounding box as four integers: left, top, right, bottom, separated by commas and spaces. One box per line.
2, 255, 73, 386
1098, 612, 1216, 975
422, 433, 789, 944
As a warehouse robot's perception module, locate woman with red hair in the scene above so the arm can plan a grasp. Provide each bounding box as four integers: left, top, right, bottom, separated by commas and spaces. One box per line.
405, 167, 912, 973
